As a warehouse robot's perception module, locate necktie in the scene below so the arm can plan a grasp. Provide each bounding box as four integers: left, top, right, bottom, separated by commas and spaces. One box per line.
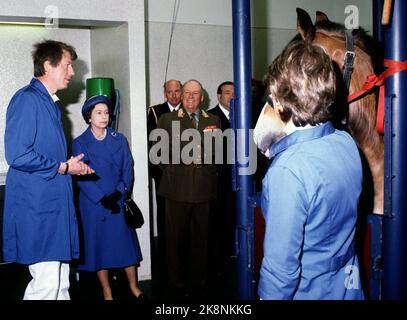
190, 113, 197, 128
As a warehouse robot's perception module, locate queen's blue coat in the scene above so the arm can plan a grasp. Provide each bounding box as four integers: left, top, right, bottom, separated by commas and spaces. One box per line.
72, 127, 141, 271
3, 78, 79, 264
258, 122, 365, 300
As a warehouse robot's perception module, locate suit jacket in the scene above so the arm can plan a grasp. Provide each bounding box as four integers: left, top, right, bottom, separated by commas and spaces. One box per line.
147, 102, 172, 135
208, 105, 232, 179
147, 102, 178, 181
156, 108, 221, 203
208, 105, 230, 131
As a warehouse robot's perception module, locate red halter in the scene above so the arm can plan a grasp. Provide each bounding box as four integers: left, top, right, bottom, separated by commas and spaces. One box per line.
347, 59, 407, 134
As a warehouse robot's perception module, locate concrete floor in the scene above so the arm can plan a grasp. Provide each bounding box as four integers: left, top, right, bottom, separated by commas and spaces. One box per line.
0, 238, 237, 301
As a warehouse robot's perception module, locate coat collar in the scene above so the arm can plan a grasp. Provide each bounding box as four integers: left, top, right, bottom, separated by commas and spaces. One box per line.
30, 78, 56, 103
82, 126, 118, 143
269, 121, 335, 158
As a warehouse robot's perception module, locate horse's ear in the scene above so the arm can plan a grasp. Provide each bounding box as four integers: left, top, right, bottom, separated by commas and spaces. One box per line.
296, 8, 315, 42
315, 11, 329, 23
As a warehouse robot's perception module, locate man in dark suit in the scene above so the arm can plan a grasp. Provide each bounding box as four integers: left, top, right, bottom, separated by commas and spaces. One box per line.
156, 79, 221, 299
147, 79, 182, 261
208, 81, 236, 276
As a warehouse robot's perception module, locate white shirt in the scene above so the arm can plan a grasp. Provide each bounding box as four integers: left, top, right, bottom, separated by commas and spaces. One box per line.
218, 103, 230, 121
168, 102, 181, 112
283, 121, 317, 135
38, 78, 60, 102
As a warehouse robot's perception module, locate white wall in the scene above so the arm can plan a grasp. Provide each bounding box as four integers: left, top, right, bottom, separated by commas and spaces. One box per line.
145, 0, 373, 108
146, 0, 372, 29
0, 26, 91, 178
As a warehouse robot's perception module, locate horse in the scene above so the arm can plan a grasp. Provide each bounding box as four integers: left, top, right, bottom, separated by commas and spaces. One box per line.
296, 8, 384, 215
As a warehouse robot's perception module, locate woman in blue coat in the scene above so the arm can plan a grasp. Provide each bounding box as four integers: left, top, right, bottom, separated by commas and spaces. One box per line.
72, 95, 144, 300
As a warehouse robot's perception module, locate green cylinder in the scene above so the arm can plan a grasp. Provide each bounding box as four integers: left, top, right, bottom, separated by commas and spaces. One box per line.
86, 77, 115, 101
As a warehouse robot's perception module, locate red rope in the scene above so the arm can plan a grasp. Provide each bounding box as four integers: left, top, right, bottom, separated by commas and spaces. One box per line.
347, 59, 407, 134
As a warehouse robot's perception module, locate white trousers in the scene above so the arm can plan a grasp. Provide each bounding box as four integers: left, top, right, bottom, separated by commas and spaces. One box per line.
23, 261, 70, 300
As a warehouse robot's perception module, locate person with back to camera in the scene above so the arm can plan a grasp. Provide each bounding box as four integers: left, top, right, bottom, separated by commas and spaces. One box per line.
73, 95, 145, 300
3, 40, 94, 300
253, 40, 364, 299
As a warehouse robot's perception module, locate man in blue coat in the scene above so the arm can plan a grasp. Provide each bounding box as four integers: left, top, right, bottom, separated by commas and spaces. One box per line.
253, 41, 365, 299
3, 40, 94, 300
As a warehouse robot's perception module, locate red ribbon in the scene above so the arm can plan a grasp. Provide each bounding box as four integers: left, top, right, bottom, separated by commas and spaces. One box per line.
347, 59, 407, 134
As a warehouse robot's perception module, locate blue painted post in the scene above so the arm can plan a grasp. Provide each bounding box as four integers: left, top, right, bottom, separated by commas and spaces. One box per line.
232, 0, 256, 300
373, 0, 384, 42
382, 0, 407, 300
368, 0, 384, 301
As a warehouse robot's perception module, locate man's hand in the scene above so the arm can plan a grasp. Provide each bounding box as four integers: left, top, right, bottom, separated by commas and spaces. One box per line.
65, 153, 95, 175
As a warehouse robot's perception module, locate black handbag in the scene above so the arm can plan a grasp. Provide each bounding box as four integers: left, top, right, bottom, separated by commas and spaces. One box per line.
124, 191, 144, 229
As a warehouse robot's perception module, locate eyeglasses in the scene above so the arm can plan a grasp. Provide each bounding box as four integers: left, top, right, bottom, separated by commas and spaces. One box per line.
267, 93, 274, 109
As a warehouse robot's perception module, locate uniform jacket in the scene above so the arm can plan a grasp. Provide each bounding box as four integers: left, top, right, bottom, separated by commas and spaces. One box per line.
157, 108, 221, 203
72, 127, 142, 271
3, 78, 79, 264
258, 122, 365, 300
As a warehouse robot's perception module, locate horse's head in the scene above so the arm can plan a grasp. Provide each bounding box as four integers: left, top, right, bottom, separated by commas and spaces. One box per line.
295, 8, 384, 214
296, 8, 375, 91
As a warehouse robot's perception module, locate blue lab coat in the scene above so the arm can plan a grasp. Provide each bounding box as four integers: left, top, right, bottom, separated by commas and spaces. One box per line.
258, 122, 365, 300
3, 78, 79, 264
72, 127, 142, 271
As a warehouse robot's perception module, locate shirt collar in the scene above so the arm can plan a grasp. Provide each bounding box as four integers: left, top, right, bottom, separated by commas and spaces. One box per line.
269, 121, 335, 158
186, 109, 200, 118
283, 121, 316, 135
218, 103, 230, 119
36, 78, 60, 102
168, 102, 181, 112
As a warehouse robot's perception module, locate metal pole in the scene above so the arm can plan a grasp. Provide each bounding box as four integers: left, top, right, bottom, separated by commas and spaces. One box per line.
373, 0, 385, 42
232, 0, 255, 300
367, 0, 384, 301
382, 0, 407, 300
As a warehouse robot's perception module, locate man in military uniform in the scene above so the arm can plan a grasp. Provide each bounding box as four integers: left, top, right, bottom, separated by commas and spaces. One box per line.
157, 79, 221, 299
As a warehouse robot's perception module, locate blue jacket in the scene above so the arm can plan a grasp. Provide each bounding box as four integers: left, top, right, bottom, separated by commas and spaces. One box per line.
72, 127, 142, 271
3, 78, 79, 264
258, 122, 364, 300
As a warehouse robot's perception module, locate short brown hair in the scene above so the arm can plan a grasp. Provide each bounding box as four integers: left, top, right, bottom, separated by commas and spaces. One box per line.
32, 40, 77, 77
217, 81, 234, 94
265, 40, 336, 126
